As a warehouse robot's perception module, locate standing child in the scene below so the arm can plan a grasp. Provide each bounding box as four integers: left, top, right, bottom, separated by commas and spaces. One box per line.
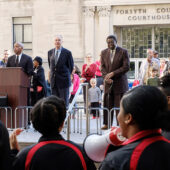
88, 78, 102, 119
147, 67, 160, 86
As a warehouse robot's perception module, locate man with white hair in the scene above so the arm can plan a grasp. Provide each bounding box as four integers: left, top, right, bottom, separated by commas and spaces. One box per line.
48, 35, 74, 108
6, 42, 33, 76
139, 48, 160, 85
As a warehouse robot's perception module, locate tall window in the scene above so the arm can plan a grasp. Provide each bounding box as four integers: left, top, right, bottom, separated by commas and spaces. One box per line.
13, 17, 32, 55
122, 27, 170, 59
122, 28, 152, 58
155, 27, 170, 58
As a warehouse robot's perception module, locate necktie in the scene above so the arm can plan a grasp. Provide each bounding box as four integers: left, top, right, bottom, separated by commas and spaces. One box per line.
16, 55, 19, 67
55, 50, 59, 65
110, 50, 114, 63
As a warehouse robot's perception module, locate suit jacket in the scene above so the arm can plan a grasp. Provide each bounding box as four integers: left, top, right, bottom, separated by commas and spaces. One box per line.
6, 53, 33, 76
50, 47, 74, 89
48, 48, 54, 68
101, 46, 130, 94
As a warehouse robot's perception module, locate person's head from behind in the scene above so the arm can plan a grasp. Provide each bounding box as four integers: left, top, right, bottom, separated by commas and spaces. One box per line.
106, 35, 117, 50
160, 74, 170, 110
72, 65, 76, 75
118, 86, 170, 138
31, 96, 66, 136
151, 67, 158, 78
90, 78, 96, 88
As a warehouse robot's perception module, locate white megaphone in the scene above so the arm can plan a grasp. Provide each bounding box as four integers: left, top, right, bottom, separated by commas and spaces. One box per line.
83, 127, 126, 162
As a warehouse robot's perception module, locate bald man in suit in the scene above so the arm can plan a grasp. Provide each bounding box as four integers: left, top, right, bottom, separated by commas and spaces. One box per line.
101, 35, 130, 129
6, 42, 33, 76
7, 42, 33, 108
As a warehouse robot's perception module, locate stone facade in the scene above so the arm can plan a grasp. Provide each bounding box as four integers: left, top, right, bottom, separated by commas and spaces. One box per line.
0, 0, 84, 74
0, 0, 170, 76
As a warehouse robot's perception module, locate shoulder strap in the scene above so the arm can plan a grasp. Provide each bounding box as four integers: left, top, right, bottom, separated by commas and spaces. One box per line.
130, 136, 170, 170
25, 140, 87, 170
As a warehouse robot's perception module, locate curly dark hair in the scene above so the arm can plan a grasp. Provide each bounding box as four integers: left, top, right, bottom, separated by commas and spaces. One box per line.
31, 95, 66, 136
122, 86, 170, 131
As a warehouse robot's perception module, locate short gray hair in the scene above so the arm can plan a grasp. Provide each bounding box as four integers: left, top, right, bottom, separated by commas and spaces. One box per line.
15, 42, 24, 49
54, 35, 63, 42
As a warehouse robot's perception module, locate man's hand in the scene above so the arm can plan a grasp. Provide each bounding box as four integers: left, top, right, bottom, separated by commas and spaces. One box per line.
105, 72, 114, 80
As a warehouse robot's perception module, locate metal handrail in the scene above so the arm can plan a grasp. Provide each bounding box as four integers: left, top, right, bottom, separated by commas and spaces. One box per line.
65, 83, 89, 140
0, 106, 12, 129
14, 106, 33, 129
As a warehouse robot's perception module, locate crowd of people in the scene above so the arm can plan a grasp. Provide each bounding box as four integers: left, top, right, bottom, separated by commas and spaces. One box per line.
139, 48, 170, 86
0, 34, 170, 169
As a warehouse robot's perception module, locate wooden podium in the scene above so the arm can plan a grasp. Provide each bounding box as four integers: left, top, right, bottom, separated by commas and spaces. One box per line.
0, 67, 29, 128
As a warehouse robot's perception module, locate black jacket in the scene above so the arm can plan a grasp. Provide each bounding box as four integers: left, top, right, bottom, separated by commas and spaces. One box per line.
48, 48, 54, 68
50, 47, 74, 89
31, 65, 47, 105
13, 134, 96, 170
100, 129, 170, 170
6, 53, 33, 76
0, 121, 18, 170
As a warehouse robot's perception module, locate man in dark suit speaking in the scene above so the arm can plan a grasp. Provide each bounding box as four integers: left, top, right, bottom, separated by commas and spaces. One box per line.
7, 42, 33, 108
49, 35, 74, 108
101, 35, 130, 129
6, 42, 33, 76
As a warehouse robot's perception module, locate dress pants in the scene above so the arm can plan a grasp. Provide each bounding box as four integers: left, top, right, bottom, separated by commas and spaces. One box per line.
52, 86, 69, 109
103, 92, 123, 126
90, 102, 100, 117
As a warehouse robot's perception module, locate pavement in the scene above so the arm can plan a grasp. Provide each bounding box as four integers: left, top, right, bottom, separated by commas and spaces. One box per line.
8, 94, 118, 145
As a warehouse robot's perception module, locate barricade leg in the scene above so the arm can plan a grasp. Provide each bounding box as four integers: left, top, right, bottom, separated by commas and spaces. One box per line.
99, 109, 102, 135
77, 111, 79, 133
80, 109, 82, 134
22, 109, 25, 128
67, 114, 71, 140
10, 108, 12, 129
73, 109, 76, 133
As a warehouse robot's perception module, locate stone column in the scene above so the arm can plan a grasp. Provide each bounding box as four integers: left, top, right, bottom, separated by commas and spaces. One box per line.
83, 6, 95, 57
96, 6, 111, 56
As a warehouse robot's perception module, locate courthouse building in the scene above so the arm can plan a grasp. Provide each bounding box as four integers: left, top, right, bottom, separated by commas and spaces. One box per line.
0, 0, 170, 78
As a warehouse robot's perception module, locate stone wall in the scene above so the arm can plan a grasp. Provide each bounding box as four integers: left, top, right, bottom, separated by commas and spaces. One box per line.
0, 0, 84, 76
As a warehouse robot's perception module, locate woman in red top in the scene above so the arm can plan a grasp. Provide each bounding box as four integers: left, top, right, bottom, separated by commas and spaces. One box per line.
82, 54, 97, 84
81, 53, 97, 107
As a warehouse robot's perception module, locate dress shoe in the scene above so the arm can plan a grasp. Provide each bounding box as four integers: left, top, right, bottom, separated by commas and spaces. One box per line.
101, 125, 108, 130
